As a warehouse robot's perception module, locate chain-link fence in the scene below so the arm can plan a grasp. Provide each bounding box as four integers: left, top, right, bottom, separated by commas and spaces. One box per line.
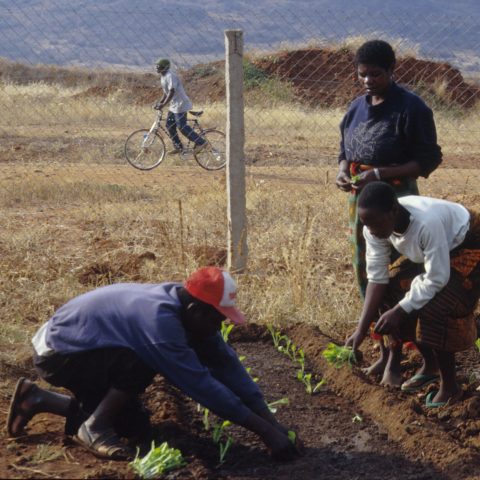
1, 2, 480, 165
1, 2, 480, 349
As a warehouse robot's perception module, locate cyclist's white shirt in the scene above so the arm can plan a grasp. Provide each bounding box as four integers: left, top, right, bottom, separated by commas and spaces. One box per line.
161, 70, 192, 113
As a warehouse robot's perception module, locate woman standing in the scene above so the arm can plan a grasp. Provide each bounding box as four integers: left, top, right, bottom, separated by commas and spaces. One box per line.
336, 39, 442, 298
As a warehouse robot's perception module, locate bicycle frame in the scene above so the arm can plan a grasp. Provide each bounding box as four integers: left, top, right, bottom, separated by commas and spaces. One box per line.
147, 110, 208, 143
125, 108, 226, 171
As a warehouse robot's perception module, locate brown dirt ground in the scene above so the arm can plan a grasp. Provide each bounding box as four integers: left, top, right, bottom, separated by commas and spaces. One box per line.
4, 323, 480, 479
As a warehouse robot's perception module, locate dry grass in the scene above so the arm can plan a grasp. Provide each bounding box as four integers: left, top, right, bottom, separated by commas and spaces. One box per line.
2, 80, 479, 166
1, 78, 480, 369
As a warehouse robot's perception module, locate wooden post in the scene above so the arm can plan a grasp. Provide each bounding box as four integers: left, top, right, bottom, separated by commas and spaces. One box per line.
225, 29, 247, 272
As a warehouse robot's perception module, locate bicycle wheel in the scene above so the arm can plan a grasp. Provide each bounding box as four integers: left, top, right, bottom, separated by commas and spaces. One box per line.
124, 129, 166, 170
193, 129, 226, 171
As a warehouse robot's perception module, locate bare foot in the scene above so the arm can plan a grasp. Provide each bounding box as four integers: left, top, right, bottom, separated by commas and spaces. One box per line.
362, 356, 387, 376
431, 388, 463, 405
380, 369, 403, 387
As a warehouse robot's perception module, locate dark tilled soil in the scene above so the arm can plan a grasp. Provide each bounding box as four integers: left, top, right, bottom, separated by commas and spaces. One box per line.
3, 324, 480, 479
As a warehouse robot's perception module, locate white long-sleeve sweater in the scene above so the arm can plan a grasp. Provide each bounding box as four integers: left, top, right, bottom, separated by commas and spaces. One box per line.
364, 196, 470, 313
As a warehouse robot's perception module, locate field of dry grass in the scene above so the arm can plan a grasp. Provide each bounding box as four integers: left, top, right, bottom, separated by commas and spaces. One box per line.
1, 78, 480, 372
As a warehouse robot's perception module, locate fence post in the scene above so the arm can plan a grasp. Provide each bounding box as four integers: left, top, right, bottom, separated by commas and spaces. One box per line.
225, 29, 247, 272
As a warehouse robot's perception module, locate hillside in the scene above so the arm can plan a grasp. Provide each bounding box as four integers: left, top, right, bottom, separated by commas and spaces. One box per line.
2, 47, 478, 112
0, 0, 479, 75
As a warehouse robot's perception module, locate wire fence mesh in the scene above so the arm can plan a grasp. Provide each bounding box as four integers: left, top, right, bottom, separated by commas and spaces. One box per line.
1, 2, 480, 165
1, 3, 480, 341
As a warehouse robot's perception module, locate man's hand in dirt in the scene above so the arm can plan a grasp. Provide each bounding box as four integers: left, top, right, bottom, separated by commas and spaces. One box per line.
242, 413, 303, 461
374, 305, 407, 339
265, 428, 304, 461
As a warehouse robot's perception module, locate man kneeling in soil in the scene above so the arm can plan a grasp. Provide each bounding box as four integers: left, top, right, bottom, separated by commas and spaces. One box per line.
346, 182, 480, 407
7, 267, 301, 460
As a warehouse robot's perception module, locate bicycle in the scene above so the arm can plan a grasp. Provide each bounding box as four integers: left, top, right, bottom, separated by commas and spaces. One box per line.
124, 109, 226, 171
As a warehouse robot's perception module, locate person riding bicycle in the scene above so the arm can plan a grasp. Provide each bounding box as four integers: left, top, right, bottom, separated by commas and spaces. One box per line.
154, 58, 206, 155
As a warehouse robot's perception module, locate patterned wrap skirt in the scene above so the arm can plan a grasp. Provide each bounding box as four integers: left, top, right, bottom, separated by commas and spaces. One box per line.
382, 210, 480, 352
348, 162, 419, 298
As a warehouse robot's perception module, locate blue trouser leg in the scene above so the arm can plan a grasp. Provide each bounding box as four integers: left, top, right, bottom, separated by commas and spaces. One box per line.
166, 111, 183, 149
175, 112, 205, 146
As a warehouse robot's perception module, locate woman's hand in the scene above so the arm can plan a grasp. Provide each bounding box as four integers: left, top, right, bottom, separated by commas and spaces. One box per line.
345, 329, 367, 357
336, 169, 351, 192
374, 305, 407, 339
350, 169, 377, 191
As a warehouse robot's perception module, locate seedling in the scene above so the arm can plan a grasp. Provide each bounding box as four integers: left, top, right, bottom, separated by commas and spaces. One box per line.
352, 414, 363, 423
351, 175, 360, 184
130, 441, 186, 479
322, 343, 357, 368
221, 322, 234, 343
288, 430, 296, 444
267, 324, 285, 349
278, 336, 292, 356
289, 342, 298, 361
475, 338, 480, 352
212, 420, 232, 443
219, 435, 234, 463
267, 397, 290, 414
202, 407, 210, 431
296, 348, 306, 375
297, 371, 326, 394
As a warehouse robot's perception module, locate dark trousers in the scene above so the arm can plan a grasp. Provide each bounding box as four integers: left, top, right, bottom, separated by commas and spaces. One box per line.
166, 111, 205, 149
34, 348, 156, 415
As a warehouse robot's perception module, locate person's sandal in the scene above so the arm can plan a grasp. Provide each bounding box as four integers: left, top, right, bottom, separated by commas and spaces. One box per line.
6, 377, 37, 437
74, 422, 135, 461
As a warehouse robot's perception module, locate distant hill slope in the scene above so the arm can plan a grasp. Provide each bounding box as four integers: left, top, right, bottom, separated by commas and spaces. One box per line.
0, 0, 479, 75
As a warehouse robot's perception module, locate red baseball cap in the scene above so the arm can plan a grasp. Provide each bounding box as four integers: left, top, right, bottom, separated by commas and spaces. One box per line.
184, 267, 246, 325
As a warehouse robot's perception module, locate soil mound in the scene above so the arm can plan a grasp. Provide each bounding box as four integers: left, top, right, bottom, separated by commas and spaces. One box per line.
253, 48, 480, 108
110, 48, 480, 109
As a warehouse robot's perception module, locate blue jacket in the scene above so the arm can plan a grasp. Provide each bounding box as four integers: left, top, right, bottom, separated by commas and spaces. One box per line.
339, 82, 442, 177
41, 282, 265, 424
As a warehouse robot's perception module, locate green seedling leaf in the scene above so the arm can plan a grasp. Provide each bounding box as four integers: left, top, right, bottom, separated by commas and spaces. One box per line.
130, 441, 186, 479
221, 322, 234, 343
287, 430, 296, 444
212, 420, 233, 444
219, 436, 234, 463
267, 325, 283, 348
212, 423, 223, 443
302, 372, 313, 394
313, 378, 326, 393
267, 397, 290, 414
322, 343, 356, 369
475, 338, 480, 352
352, 414, 363, 423
351, 175, 360, 184
202, 408, 210, 431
